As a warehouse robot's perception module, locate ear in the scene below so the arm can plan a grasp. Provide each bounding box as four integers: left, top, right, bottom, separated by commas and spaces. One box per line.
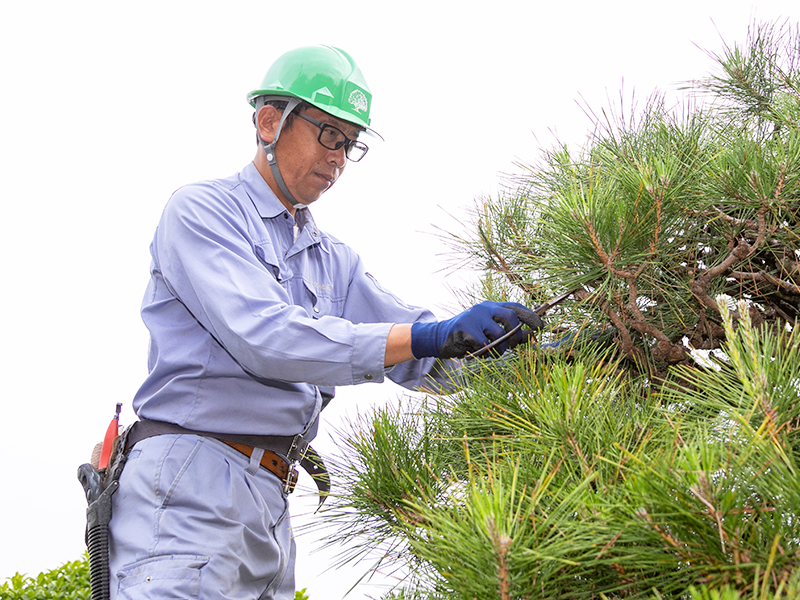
256, 105, 281, 144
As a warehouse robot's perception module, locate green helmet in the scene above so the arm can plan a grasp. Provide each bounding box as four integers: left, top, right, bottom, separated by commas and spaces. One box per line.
247, 45, 374, 131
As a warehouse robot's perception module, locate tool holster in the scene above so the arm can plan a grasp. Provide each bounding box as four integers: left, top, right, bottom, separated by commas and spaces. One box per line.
77, 426, 131, 600
76, 418, 330, 600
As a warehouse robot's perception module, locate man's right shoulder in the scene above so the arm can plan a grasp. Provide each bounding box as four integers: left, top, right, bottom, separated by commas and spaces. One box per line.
166, 170, 248, 213
174, 170, 243, 196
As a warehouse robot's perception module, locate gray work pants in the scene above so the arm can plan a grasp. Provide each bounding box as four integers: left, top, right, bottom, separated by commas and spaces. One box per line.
108, 434, 296, 599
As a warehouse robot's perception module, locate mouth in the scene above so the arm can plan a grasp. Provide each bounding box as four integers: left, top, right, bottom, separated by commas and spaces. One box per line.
316, 173, 336, 188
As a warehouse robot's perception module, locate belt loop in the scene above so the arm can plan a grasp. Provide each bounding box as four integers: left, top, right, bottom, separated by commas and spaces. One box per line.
246, 447, 265, 475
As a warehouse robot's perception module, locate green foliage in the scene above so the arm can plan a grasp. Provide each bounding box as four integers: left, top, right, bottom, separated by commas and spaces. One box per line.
319, 298, 800, 598
0, 555, 312, 600
661, 568, 800, 600
696, 19, 800, 139
0, 554, 91, 600
314, 19, 800, 600
446, 20, 800, 380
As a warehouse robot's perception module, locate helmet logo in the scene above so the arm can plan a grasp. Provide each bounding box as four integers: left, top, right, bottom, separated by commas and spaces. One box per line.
348, 89, 369, 114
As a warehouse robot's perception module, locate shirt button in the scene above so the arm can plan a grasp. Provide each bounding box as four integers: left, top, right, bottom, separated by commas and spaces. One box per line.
364, 374, 373, 381
313, 306, 320, 313
283, 213, 289, 219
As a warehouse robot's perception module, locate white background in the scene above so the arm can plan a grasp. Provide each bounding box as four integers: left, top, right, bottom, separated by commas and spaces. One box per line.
1, 1, 796, 598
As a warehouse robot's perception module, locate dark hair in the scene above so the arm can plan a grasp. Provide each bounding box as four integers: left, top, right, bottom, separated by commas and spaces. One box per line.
253, 98, 313, 131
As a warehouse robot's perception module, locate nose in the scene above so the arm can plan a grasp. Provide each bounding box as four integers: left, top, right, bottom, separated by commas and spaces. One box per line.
328, 146, 346, 168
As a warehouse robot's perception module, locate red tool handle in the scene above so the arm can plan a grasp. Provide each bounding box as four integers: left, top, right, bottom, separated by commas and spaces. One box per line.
99, 403, 122, 470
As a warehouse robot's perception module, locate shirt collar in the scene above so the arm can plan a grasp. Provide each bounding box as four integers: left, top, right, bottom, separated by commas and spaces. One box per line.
240, 161, 294, 219
240, 162, 322, 245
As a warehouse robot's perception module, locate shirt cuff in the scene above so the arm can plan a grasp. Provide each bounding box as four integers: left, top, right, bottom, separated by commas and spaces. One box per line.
351, 322, 394, 384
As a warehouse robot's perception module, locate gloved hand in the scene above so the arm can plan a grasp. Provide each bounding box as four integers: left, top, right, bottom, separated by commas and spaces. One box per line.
410, 301, 545, 359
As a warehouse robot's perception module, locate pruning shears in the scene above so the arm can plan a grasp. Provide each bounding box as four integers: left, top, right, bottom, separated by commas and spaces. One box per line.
465, 287, 579, 360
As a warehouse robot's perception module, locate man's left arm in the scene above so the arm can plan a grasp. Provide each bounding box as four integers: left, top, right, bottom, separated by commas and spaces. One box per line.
344, 259, 544, 391
340, 260, 455, 391
385, 324, 413, 367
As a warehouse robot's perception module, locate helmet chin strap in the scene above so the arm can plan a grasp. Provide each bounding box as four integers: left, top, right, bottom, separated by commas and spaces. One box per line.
257, 97, 304, 208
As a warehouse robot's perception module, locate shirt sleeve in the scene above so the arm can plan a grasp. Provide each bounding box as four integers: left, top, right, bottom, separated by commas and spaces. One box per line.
153, 184, 392, 387
340, 258, 458, 393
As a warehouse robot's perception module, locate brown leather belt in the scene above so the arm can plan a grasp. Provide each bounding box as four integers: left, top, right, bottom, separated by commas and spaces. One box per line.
222, 441, 299, 493
123, 419, 329, 504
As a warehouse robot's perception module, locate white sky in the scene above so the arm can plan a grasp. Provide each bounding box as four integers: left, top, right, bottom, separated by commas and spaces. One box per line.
1, 1, 796, 598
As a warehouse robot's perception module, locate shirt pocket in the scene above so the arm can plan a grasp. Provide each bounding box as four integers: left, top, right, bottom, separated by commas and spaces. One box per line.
302, 278, 344, 319
254, 240, 288, 283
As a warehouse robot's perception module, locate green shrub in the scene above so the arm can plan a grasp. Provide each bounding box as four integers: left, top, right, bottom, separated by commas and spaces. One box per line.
0, 554, 91, 600
0, 554, 311, 599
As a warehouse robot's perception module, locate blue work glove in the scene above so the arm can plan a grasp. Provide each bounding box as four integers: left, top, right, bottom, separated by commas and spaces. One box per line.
410, 301, 545, 359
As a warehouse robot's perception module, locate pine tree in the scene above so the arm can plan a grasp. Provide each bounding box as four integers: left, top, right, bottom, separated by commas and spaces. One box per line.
313, 20, 800, 599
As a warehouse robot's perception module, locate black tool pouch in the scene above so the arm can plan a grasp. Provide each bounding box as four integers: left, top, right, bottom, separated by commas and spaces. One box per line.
77, 426, 131, 600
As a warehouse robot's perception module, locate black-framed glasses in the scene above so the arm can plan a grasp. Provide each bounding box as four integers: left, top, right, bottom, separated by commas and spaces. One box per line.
295, 113, 369, 162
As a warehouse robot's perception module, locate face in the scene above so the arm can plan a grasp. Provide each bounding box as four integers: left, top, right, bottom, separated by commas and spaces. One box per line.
256, 105, 361, 208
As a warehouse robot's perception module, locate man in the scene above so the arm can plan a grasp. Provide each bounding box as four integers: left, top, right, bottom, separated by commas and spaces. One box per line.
108, 45, 542, 599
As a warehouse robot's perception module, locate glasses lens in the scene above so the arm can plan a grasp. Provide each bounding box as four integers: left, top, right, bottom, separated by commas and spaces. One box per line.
346, 141, 368, 162
315, 120, 368, 162
319, 125, 345, 151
